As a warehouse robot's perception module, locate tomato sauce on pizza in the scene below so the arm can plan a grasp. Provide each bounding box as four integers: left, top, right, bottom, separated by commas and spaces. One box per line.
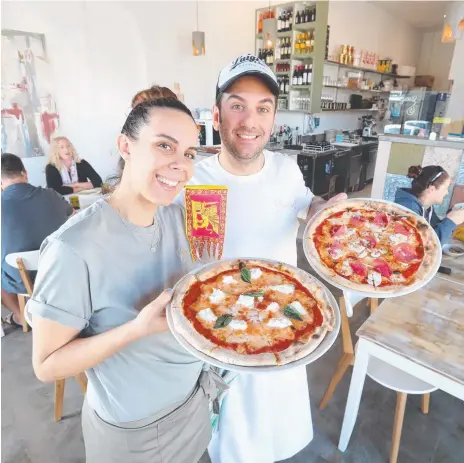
183, 264, 323, 360
313, 206, 428, 289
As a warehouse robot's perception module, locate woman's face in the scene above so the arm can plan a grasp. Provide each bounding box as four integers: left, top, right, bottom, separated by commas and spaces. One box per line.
426, 177, 451, 205
57, 140, 73, 166
119, 108, 198, 206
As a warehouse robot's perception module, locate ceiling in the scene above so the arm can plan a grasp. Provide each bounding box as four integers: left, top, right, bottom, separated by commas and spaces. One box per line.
373, 1, 449, 29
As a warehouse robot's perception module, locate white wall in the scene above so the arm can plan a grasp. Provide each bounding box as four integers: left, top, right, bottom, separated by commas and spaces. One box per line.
126, 1, 265, 111
416, 29, 454, 90
2, 2, 149, 186
327, 2, 422, 67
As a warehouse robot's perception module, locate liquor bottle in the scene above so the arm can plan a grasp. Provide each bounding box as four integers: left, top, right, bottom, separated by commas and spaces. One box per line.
297, 66, 303, 86
304, 8, 309, 23
292, 67, 298, 86
296, 10, 301, 24
307, 64, 313, 84
303, 65, 308, 85
311, 8, 315, 22
258, 14, 263, 33
285, 11, 289, 31
283, 76, 288, 94
289, 11, 293, 30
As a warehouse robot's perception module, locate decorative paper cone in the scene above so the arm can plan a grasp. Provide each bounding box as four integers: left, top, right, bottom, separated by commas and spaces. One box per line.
184, 186, 228, 261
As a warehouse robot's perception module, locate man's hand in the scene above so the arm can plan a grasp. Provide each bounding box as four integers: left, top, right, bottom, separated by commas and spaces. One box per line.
325, 192, 348, 207
305, 192, 348, 222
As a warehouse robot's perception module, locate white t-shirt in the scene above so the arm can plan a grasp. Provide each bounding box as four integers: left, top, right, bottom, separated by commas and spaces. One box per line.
177, 150, 313, 265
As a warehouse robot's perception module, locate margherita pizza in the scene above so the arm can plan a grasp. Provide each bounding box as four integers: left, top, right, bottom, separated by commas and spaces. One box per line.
170, 259, 337, 366
304, 199, 441, 294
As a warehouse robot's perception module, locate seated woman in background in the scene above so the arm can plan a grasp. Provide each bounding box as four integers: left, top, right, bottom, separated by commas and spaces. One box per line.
45, 136, 102, 195
395, 165, 464, 244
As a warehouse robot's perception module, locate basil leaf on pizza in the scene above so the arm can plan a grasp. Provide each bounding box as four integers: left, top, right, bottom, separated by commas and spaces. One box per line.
283, 305, 303, 321
242, 291, 265, 297
240, 266, 252, 284
169, 259, 336, 366
214, 314, 233, 329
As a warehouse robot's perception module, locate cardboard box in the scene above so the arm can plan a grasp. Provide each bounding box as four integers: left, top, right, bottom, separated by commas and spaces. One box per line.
414, 75, 435, 88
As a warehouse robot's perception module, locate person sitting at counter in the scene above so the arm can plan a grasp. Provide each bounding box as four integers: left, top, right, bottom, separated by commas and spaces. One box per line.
45, 136, 102, 195
394, 165, 464, 244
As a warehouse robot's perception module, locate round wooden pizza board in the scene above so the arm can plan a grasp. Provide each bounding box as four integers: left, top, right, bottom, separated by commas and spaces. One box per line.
303, 198, 442, 299
167, 259, 341, 373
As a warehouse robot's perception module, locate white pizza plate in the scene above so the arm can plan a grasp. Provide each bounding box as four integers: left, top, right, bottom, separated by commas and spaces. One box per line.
166, 258, 341, 374
302, 198, 443, 299
443, 243, 464, 257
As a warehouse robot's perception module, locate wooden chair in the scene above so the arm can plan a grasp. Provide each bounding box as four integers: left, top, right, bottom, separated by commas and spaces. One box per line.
6, 251, 88, 421
320, 293, 435, 463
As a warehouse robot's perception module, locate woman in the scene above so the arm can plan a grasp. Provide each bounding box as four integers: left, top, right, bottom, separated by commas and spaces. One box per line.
395, 165, 464, 244
27, 87, 218, 462
45, 136, 102, 195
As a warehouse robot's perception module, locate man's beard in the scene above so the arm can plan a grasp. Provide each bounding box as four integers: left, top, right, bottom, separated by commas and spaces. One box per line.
218, 116, 269, 163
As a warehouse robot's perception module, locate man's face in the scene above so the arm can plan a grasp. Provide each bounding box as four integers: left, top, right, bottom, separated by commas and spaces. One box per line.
213, 76, 276, 163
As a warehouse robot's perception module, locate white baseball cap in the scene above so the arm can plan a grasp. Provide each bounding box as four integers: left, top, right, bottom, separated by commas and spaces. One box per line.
216, 54, 280, 97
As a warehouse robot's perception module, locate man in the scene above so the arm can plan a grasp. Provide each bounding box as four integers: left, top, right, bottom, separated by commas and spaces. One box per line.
1, 153, 73, 326
176, 54, 347, 463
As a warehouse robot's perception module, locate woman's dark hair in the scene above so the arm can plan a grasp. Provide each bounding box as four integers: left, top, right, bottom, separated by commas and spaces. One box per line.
407, 165, 449, 197
108, 85, 195, 187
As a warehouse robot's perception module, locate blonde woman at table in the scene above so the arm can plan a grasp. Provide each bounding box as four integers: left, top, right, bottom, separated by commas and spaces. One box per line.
27, 87, 221, 463
395, 165, 464, 244
45, 136, 102, 195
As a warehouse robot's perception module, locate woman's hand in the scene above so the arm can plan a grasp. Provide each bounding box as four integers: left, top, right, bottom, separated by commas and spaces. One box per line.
447, 208, 464, 225
70, 182, 93, 193
131, 289, 172, 338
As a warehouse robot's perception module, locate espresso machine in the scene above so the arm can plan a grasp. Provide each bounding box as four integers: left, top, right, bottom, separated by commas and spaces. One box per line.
361, 115, 377, 138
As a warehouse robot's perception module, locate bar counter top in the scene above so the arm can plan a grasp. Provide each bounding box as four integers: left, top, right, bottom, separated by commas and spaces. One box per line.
379, 134, 464, 151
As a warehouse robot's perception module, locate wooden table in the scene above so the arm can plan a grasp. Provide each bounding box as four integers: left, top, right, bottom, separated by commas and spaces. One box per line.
65, 188, 102, 210
338, 276, 464, 451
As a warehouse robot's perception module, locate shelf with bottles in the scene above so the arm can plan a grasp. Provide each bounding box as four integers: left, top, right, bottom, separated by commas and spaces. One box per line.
293, 3, 317, 27
256, 8, 276, 35
291, 53, 314, 61
277, 75, 290, 96
255, 1, 329, 113
258, 48, 275, 67
325, 60, 410, 79
323, 85, 390, 93
276, 5, 294, 34
290, 85, 311, 90
321, 108, 380, 112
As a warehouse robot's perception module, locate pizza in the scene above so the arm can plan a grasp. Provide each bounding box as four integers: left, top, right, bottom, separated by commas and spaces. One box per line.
304, 199, 441, 294
170, 259, 337, 366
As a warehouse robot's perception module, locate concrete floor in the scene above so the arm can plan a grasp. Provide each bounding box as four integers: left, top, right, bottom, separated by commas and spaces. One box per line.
2, 239, 464, 463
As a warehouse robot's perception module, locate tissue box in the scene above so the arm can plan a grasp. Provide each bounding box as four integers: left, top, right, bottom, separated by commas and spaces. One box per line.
415, 75, 435, 88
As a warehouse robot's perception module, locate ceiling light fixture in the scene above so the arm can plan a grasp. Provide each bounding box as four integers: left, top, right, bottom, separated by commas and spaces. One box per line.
192, 0, 205, 56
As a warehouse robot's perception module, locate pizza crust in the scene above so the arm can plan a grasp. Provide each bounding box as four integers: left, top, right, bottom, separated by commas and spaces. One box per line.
304, 199, 441, 294
169, 258, 338, 367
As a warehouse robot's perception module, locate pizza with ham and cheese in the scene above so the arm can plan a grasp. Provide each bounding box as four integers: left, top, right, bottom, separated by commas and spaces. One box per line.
304, 199, 441, 294
170, 259, 337, 366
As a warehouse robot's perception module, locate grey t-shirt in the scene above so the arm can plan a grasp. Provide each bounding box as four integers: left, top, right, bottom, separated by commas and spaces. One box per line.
27, 199, 203, 423
1, 182, 72, 293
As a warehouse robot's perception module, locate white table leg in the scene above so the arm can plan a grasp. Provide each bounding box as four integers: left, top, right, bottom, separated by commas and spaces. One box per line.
338, 338, 370, 451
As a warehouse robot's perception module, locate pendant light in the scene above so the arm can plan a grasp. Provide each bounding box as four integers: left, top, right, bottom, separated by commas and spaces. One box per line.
441, 2, 464, 43
192, 0, 205, 56
264, 0, 274, 50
